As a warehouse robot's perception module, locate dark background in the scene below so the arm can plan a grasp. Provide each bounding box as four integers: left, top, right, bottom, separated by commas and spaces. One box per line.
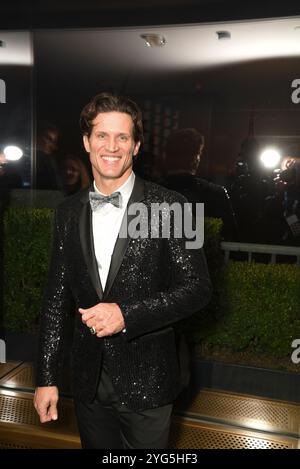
1, 1, 300, 184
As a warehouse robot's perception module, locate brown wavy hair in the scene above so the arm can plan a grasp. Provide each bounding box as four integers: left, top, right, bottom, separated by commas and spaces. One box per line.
79, 92, 144, 145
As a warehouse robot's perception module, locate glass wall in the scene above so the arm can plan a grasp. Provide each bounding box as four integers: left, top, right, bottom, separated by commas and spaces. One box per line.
0, 31, 33, 191
1, 18, 300, 411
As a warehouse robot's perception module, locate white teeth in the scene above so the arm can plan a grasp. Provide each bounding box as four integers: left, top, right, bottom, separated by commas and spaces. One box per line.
102, 156, 120, 161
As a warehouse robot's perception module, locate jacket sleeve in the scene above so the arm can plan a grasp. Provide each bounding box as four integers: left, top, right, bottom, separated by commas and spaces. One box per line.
36, 208, 73, 387
119, 209, 212, 341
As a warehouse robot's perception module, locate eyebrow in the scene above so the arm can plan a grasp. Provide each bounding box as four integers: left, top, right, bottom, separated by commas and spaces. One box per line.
95, 131, 130, 136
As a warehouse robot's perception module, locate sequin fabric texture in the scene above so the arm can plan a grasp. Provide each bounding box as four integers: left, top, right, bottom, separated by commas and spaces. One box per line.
36, 177, 212, 411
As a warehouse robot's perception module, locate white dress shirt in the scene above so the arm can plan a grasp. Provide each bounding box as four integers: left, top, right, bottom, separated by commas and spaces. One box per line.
92, 171, 135, 290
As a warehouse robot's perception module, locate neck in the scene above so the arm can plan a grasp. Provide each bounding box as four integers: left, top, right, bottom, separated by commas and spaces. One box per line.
94, 169, 132, 195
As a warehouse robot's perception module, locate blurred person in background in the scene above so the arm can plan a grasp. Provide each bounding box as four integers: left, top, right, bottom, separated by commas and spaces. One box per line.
162, 128, 239, 241
59, 154, 92, 196
255, 157, 300, 245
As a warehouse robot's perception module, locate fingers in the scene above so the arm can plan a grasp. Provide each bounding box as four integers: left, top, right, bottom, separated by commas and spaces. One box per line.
34, 387, 59, 424
96, 322, 120, 338
37, 403, 51, 423
48, 402, 58, 421
85, 317, 103, 329
36, 402, 57, 423
94, 318, 112, 337
96, 327, 110, 338
79, 308, 95, 324
79, 304, 124, 337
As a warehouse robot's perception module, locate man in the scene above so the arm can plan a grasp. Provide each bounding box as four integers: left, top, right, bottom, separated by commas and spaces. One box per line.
162, 128, 239, 241
34, 93, 211, 449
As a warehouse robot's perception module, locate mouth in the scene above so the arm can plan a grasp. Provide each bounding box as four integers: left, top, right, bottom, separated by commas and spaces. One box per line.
101, 156, 122, 162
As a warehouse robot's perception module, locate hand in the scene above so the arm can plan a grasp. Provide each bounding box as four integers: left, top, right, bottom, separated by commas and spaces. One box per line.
34, 386, 59, 423
79, 303, 125, 338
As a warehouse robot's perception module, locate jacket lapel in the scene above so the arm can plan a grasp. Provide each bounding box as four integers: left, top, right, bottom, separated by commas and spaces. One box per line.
104, 176, 145, 298
79, 187, 104, 300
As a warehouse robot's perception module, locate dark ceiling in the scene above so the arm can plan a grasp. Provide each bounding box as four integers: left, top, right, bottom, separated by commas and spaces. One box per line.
1, 0, 300, 29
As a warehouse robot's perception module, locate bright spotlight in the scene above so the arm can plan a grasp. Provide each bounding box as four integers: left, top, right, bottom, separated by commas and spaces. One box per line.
3, 145, 23, 161
260, 148, 281, 168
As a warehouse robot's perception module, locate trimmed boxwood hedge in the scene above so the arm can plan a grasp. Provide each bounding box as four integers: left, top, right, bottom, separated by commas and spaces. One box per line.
3, 207, 54, 332
2, 207, 300, 367
2, 209, 223, 334
191, 261, 300, 360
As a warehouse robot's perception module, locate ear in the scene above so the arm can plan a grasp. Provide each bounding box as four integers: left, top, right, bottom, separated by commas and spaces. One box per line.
83, 135, 90, 153
133, 141, 141, 157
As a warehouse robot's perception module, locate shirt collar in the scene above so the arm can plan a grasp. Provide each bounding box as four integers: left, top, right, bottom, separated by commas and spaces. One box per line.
93, 171, 135, 205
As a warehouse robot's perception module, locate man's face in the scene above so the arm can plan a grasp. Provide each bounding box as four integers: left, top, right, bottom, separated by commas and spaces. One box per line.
41, 130, 59, 155
83, 112, 140, 185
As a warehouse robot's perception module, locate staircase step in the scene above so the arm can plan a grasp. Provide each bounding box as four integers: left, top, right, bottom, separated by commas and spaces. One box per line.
0, 362, 300, 449
0, 389, 80, 449
170, 416, 299, 449
175, 388, 300, 436
0, 362, 22, 381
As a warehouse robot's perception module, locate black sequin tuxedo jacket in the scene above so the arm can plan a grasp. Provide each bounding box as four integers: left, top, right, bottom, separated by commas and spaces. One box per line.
37, 176, 212, 411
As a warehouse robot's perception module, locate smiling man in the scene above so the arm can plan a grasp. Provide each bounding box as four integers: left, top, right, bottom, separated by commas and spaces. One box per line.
34, 92, 211, 449
83, 111, 140, 190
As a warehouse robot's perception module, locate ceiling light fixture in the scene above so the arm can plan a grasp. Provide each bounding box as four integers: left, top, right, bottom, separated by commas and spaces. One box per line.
140, 34, 166, 48
216, 31, 231, 40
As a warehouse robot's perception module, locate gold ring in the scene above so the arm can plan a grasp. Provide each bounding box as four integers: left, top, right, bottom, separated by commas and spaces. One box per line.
90, 326, 96, 335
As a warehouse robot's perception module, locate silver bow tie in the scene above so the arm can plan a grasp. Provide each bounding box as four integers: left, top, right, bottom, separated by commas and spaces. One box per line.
89, 191, 122, 211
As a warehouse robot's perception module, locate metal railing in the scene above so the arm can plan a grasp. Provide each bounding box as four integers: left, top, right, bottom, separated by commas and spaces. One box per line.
221, 242, 300, 266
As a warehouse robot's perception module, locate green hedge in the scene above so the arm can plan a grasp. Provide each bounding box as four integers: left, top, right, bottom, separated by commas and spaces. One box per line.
202, 217, 223, 273
3, 207, 54, 332
2, 209, 222, 333
191, 261, 300, 360
2, 207, 300, 368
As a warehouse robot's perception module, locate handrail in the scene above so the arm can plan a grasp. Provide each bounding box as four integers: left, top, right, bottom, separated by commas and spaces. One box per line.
221, 242, 300, 266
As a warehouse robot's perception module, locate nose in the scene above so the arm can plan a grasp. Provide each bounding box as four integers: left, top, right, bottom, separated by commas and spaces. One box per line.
105, 136, 119, 153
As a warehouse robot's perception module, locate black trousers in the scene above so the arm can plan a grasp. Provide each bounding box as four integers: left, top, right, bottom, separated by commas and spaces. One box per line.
74, 366, 173, 449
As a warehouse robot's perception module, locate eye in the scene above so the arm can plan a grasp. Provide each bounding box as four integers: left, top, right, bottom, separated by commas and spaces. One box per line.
119, 135, 129, 142
97, 133, 105, 139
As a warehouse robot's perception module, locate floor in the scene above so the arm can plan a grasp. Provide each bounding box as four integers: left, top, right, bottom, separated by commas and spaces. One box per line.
0, 361, 299, 449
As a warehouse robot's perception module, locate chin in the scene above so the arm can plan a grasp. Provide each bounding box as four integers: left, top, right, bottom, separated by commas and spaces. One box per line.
101, 171, 122, 179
